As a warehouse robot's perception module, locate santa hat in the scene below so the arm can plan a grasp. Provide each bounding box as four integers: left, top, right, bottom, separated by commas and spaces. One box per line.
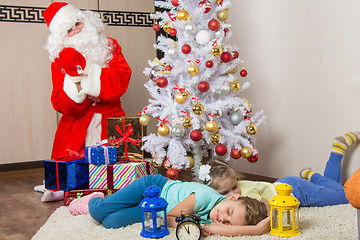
43, 2, 80, 33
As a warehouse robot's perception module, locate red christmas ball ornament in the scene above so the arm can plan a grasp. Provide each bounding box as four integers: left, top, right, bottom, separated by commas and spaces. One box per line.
215, 144, 227, 156
165, 65, 172, 71
190, 129, 202, 141
240, 69, 248, 77
230, 148, 241, 159
169, 28, 177, 36
232, 50, 239, 59
181, 44, 191, 54
205, 60, 213, 68
247, 154, 258, 163
220, 52, 232, 63
198, 81, 209, 92
171, 0, 180, 7
153, 24, 160, 32
199, 0, 212, 13
166, 168, 179, 180
156, 77, 168, 88
208, 18, 220, 31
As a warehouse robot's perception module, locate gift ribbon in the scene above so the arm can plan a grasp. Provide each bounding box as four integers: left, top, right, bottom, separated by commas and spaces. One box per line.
208, 113, 216, 121
155, 116, 169, 127
192, 95, 199, 103
212, 38, 219, 46
188, 59, 200, 64
87, 140, 110, 165
173, 83, 185, 92
137, 106, 148, 115
53, 154, 83, 191
181, 111, 190, 116
167, 11, 177, 21
107, 165, 114, 190
111, 118, 142, 159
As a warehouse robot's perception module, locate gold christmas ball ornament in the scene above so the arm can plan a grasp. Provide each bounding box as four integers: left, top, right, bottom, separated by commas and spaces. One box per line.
227, 66, 238, 74
158, 124, 170, 136
163, 22, 171, 32
187, 64, 199, 76
164, 160, 172, 170
152, 157, 162, 168
206, 121, 218, 133
211, 45, 223, 57
241, 147, 253, 158
177, 9, 189, 21
192, 103, 204, 115
182, 90, 190, 100
187, 156, 194, 169
175, 92, 186, 104
229, 80, 240, 92
246, 123, 258, 135
182, 116, 192, 128
211, 133, 221, 144
139, 114, 151, 126
217, 9, 229, 21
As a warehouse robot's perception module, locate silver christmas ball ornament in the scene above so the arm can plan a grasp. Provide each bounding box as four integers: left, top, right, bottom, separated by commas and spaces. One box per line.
168, 48, 177, 58
149, 66, 162, 82
229, 111, 242, 125
171, 125, 186, 139
185, 22, 197, 33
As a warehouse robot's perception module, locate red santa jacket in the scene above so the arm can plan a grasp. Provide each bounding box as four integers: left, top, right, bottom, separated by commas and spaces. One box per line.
50, 38, 132, 158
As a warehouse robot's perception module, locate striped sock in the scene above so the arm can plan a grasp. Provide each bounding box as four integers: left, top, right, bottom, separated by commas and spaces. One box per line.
300, 168, 316, 180
332, 131, 360, 155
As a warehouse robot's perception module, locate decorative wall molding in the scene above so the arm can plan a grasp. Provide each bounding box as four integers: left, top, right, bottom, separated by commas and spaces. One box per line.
0, 5, 154, 27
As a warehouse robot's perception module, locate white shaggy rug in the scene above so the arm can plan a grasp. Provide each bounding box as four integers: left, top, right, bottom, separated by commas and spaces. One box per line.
32, 204, 358, 240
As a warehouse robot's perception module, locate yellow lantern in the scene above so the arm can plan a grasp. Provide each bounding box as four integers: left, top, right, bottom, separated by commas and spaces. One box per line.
269, 183, 300, 237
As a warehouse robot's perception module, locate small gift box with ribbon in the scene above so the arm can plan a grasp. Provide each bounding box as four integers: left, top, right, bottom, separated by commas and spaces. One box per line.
63, 188, 118, 206
44, 156, 89, 191
84, 141, 117, 165
107, 117, 146, 161
89, 160, 156, 190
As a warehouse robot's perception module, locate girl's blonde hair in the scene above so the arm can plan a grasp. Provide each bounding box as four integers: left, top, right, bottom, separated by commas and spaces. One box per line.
202, 159, 243, 190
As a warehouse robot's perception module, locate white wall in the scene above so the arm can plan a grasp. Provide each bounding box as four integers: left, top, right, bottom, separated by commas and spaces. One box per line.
1, 0, 359, 182
227, 0, 360, 180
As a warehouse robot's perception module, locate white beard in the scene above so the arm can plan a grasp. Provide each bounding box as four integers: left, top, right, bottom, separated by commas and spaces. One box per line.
63, 26, 111, 67
45, 10, 112, 67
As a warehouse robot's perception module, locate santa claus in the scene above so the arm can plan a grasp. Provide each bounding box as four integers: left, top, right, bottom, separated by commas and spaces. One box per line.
36, 2, 132, 202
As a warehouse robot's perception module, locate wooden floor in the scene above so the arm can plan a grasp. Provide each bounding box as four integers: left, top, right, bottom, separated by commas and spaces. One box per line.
0, 168, 62, 240
0, 168, 276, 240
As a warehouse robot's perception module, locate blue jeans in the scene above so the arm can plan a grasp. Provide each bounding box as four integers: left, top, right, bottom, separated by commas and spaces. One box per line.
276, 153, 349, 207
88, 174, 168, 229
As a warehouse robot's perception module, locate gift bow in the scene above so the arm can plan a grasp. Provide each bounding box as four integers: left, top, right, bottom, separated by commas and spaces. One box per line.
67, 149, 84, 158
111, 118, 142, 159
137, 106, 148, 115
199, 164, 212, 185
173, 83, 185, 92
156, 116, 169, 127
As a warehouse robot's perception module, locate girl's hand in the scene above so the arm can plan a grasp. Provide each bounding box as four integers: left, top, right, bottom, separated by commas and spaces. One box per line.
200, 224, 212, 237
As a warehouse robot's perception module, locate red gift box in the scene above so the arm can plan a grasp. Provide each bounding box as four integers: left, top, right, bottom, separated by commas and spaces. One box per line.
64, 189, 118, 206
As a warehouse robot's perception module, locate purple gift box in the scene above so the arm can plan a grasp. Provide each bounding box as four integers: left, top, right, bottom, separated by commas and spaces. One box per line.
85, 145, 117, 165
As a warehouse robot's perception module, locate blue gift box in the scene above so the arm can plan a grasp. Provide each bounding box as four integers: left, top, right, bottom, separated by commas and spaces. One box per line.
44, 157, 89, 191
85, 145, 117, 165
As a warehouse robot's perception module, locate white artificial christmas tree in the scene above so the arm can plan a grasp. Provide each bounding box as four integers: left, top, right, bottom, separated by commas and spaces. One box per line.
140, 0, 265, 180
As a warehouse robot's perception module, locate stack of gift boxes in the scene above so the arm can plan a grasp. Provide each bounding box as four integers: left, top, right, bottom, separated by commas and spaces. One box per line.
43, 117, 156, 206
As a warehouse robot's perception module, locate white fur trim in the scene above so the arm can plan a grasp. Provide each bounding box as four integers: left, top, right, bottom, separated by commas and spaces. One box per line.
63, 75, 87, 103
85, 113, 102, 147
67, 75, 82, 83
49, 4, 79, 33
80, 63, 101, 97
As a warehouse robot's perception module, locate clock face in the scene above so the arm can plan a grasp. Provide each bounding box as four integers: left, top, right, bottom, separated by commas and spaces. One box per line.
176, 221, 201, 240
